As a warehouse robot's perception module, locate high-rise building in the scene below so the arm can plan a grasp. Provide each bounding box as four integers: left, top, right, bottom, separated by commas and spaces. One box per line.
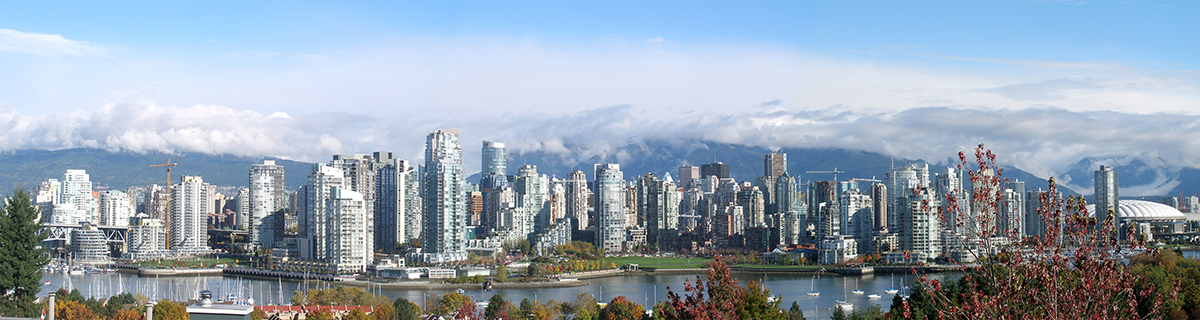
637, 173, 680, 249
678, 166, 700, 189
58, 170, 98, 224
754, 176, 777, 215
235, 188, 250, 231
421, 129, 468, 264
1094, 165, 1119, 217
594, 164, 626, 253
700, 162, 730, 180
482, 141, 507, 177
99, 190, 133, 227
871, 183, 888, 230
170, 176, 211, 254
933, 168, 969, 233
248, 160, 285, 247
736, 184, 765, 227
840, 188, 873, 240
565, 170, 590, 231
764, 152, 787, 178
775, 172, 799, 214
1024, 187, 1060, 237
331, 154, 376, 257
1000, 180, 1025, 238
400, 160, 422, 246
514, 165, 550, 235
886, 165, 924, 230
372, 151, 411, 253
300, 164, 344, 260
327, 187, 369, 274
897, 188, 941, 261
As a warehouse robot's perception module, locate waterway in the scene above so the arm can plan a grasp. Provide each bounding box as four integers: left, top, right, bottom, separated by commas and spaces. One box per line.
1184, 250, 1200, 260
39, 270, 960, 313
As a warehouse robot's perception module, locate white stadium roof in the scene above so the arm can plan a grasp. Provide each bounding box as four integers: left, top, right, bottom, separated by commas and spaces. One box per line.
1087, 200, 1186, 222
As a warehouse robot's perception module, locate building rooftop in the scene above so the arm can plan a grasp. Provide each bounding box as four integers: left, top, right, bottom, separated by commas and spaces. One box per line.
1087, 199, 1186, 222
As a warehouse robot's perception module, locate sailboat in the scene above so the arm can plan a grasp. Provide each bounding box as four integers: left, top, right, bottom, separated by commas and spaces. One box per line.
807, 274, 820, 296
885, 274, 899, 295
835, 277, 853, 311
852, 278, 864, 295
867, 294, 882, 300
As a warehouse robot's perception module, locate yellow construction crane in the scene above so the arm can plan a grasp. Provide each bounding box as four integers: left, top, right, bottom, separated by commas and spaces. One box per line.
150, 158, 178, 250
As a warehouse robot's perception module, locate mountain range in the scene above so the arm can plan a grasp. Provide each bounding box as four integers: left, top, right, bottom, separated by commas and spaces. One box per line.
4, 143, 1197, 199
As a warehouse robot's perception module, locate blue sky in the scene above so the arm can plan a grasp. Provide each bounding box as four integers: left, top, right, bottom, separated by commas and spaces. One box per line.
0, 1, 1198, 195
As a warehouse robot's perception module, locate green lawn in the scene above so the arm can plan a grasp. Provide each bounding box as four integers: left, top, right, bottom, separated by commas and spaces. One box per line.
607, 256, 712, 269
134, 257, 237, 268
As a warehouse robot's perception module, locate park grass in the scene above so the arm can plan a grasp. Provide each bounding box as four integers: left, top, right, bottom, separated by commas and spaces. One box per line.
134, 257, 237, 268
607, 256, 712, 269
730, 264, 826, 271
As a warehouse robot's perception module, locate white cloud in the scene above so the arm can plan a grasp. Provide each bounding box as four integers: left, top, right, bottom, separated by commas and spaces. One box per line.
645, 37, 665, 43
0, 29, 107, 57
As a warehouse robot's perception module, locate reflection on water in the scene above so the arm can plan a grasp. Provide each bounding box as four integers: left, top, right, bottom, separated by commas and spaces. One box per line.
1185, 250, 1200, 260
41, 271, 962, 312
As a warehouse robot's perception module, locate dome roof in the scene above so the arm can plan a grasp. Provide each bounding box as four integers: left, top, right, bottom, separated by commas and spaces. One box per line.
1087, 200, 1186, 222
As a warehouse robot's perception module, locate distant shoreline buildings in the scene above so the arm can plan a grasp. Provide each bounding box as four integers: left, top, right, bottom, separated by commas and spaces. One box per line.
31, 132, 1197, 269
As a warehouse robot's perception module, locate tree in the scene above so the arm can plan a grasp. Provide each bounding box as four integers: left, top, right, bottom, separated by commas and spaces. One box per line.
308, 310, 334, 320
787, 301, 805, 320
735, 281, 785, 320
496, 263, 508, 282
151, 300, 188, 320
432, 292, 472, 317
599, 296, 644, 320
485, 294, 506, 320
394, 297, 419, 320
113, 308, 144, 320
342, 309, 369, 320
526, 264, 539, 278
573, 293, 599, 320
55, 299, 98, 320
0, 188, 49, 317
905, 144, 1180, 319
519, 299, 533, 319
657, 255, 750, 320
453, 297, 481, 320
371, 301, 394, 320
250, 308, 266, 320
830, 306, 845, 320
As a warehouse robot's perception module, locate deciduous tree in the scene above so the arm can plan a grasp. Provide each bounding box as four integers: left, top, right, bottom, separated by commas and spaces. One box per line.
598, 296, 644, 320
904, 144, 1180, 319
151, 300, 187, 320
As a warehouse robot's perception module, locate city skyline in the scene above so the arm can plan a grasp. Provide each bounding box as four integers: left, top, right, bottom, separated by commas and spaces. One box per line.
0, 1, 1196, 199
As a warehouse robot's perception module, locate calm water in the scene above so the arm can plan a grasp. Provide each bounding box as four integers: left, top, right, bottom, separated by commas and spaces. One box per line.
40, 271, 958, 313
1184, 250, 1200, 260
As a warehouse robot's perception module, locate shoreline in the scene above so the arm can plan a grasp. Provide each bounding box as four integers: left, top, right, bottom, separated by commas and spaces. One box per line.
99, 264, 967, 289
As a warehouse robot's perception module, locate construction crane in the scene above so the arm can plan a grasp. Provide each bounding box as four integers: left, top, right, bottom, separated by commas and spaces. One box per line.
850, 177, 881, 184
150, 158, 178, 250
805, 167, 845, 183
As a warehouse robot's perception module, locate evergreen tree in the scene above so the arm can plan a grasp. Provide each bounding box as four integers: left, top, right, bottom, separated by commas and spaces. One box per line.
788, 301, 806, 320
0, 188, 49, 317
394, 297, 418, 320
484, 294, 505, 320
831, 306, 846, 320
